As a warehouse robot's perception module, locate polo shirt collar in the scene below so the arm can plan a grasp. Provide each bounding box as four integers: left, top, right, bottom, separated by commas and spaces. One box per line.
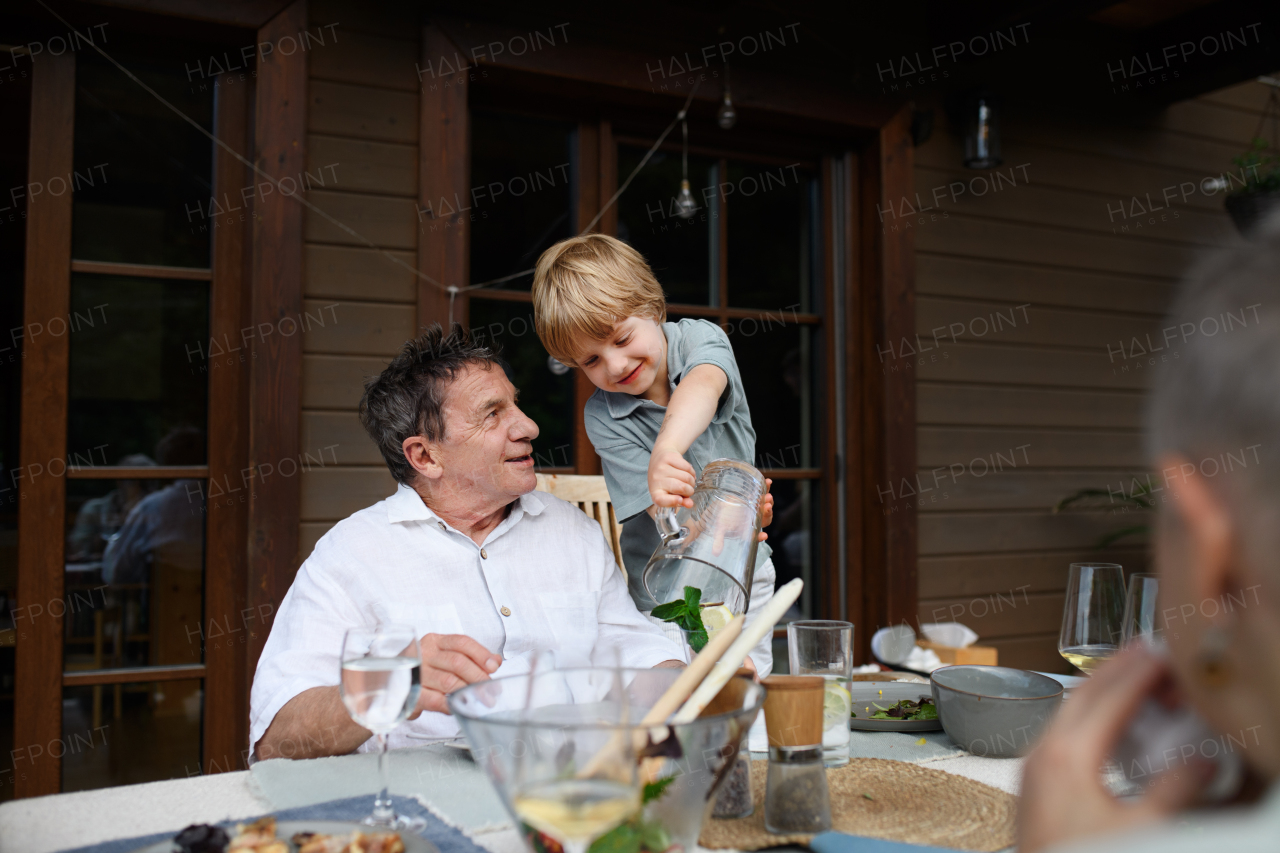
385, 482, 552, 525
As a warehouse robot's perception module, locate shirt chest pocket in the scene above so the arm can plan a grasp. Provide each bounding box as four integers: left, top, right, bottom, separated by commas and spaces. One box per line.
536, 591, 600, 664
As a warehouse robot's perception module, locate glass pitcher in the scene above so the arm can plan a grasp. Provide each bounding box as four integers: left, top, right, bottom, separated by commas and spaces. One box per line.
642, 459, 767, 617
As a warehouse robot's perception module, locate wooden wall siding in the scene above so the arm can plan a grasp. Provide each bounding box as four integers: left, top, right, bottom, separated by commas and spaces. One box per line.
298, 0, 421, 563
911, 79, 1269, 672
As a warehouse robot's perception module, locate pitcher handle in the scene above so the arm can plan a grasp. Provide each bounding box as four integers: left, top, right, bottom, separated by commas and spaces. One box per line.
655, 505, 685, 542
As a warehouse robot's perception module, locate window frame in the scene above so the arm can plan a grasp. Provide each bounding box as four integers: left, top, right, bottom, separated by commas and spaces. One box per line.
10, 1, 296, 794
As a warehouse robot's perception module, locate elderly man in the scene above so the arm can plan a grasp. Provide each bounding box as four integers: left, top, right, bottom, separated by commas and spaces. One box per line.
250, 326, 683, 760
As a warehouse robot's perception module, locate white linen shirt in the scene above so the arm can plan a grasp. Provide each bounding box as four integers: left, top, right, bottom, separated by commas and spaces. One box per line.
249, 484, 684, 754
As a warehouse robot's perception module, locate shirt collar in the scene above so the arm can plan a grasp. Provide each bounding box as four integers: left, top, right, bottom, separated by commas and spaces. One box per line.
384, 482, 552, 525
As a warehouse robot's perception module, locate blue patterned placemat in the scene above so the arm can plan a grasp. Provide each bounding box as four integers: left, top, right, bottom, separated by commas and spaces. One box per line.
57, 795, 489, 853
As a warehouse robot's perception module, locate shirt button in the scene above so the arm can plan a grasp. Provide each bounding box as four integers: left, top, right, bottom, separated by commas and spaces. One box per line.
437, 521, 446, 531
500, 606, 511, 617
480, 548, 488, 559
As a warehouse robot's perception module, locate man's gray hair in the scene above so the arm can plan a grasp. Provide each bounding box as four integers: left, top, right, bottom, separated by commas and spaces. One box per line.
359, 324, 503, 484
1146, 214, 1280, 543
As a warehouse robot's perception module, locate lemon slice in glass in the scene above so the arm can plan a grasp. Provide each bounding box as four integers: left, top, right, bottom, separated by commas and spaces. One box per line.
823, 681, 851, 729
700, 604, 735, 641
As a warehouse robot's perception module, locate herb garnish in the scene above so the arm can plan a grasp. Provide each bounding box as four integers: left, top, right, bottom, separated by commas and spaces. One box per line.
584, 777, 675, 853
853, 697, 938, 721
651, 586, 708, 652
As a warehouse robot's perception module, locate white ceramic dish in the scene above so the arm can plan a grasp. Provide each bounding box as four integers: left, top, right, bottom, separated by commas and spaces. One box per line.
130, 820, 439, 853
849, 681, 943, 732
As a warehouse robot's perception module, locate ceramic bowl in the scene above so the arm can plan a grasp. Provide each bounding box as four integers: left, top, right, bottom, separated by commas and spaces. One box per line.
930, 665, 1063, 757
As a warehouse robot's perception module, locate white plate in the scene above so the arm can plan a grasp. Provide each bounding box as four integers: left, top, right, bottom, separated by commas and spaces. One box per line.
131, 820, 439, 853
849, 682, 943, 732
1033, 671, 1087, 692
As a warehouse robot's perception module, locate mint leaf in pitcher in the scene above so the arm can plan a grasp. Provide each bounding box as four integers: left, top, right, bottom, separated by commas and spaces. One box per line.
652, 587, 709, 652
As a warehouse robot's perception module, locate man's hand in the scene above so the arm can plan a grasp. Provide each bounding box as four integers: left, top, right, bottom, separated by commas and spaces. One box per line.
410, 633, 502, 717
648, 446, 696, 509
1018, 645, 1210, 852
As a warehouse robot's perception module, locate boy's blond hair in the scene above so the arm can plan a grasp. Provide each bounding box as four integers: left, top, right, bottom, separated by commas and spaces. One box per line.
532, 234, 667, 365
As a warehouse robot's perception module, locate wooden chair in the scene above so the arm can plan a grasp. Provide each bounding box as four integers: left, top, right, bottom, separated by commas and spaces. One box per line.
535, 474, 625, 576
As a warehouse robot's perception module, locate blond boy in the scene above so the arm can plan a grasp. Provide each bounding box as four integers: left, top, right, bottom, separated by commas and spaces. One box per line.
532, 234, 776, 673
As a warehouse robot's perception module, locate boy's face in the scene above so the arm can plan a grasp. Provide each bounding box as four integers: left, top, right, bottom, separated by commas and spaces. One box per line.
575, 316, 666, 399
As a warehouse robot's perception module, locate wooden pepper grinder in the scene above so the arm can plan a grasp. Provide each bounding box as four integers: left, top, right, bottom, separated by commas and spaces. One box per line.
762, 676, 832, 833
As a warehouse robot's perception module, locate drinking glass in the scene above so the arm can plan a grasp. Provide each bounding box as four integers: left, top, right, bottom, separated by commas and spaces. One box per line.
1121, 573, 1164, 646
340, 624, 425, 831
1058, 563, 1125, 674
786, 620, 853, 767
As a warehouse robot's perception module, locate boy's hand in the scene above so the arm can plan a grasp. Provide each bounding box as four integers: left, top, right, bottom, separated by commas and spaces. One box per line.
758, 478, 774, 542
649, 446, 696, 509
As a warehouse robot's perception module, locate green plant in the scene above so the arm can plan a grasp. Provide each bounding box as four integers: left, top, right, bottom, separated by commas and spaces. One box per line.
1230, 137, 1280, 195
1052, 481, 1153, 549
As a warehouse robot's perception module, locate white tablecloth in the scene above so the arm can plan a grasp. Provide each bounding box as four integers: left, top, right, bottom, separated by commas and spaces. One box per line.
0, 746, 1023, 853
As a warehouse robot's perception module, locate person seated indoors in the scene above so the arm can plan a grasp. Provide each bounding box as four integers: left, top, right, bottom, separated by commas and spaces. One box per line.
531, 234, 776, 674
250, 326, 683, 760
1018, 216, 1280, 850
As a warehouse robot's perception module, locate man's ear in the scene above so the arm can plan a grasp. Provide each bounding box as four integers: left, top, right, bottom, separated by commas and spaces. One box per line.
402, 434, 443, 482
1158, 453, 1235, 609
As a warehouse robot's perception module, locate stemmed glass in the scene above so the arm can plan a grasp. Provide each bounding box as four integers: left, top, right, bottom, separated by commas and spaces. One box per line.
1058, 563, 1125, 674
1121, 573, 1163, 646
340, 624, 425, 831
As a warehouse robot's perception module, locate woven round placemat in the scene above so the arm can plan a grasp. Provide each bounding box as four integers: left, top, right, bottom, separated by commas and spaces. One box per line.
698, 758, 1015, 852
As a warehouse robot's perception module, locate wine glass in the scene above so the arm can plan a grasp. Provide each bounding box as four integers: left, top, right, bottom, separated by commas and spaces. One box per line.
1121, 573, 1164, 646
1058, 563, 1125, 674
340, 624, 425, 831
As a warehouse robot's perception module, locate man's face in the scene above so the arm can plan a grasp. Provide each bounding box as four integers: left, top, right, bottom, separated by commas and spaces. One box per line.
575, 316, 666, 399
432, 363, 540, 504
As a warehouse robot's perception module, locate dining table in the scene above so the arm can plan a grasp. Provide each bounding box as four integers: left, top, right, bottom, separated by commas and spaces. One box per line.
0, 717, 1028, 853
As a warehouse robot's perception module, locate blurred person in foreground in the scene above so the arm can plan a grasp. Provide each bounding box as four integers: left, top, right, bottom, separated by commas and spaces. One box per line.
1018, 218, 1280, 850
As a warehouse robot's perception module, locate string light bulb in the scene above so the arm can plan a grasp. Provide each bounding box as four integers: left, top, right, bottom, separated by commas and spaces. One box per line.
675, 118, 697, 218
717, 65, 736, 129
676, 179, 697, 219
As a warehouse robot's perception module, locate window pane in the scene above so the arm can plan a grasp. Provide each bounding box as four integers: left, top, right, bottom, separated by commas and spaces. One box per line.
764, 478, 817, 620
62, 678, 202, 791
72, 52, 213, 268
467, 299, 574, 469
65, 478, 206, 672
67, 273, 209, 463
617, 147, 717, 306
468, 112, 575, 291
727, 320, 813, 470
725, 162, 817, 311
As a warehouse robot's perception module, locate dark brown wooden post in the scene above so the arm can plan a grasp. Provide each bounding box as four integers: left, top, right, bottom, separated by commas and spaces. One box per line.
14, 48, 76, 799
419, 25, 469, 332
854, 106, 918, 653
205, 71, 253, 773
246, 0, 307, 691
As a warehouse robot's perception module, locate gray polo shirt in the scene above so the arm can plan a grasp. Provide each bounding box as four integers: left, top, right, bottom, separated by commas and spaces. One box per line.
583, 318, 772, 607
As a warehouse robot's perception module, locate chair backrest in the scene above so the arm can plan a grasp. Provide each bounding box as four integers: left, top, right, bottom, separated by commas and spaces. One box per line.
535, 474, 626, 576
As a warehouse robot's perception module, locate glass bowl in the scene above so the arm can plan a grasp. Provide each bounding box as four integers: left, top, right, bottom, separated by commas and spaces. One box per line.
448, 667, 764, 853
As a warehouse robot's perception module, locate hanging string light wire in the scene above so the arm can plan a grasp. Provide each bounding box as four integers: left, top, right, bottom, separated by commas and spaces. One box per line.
675, 118, 698, 219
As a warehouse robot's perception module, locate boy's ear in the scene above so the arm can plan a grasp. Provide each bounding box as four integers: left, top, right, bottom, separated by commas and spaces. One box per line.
402, 434, 444, 482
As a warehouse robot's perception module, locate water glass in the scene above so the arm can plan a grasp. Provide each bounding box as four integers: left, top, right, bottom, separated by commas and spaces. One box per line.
786, 620, 853, 767
1058, 563, 1125, 674
340, 624, 424, 831
1121, 573, 1163, 646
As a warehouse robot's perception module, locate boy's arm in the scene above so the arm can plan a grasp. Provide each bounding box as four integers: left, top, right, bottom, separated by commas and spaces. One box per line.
649, 363, 728, 508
